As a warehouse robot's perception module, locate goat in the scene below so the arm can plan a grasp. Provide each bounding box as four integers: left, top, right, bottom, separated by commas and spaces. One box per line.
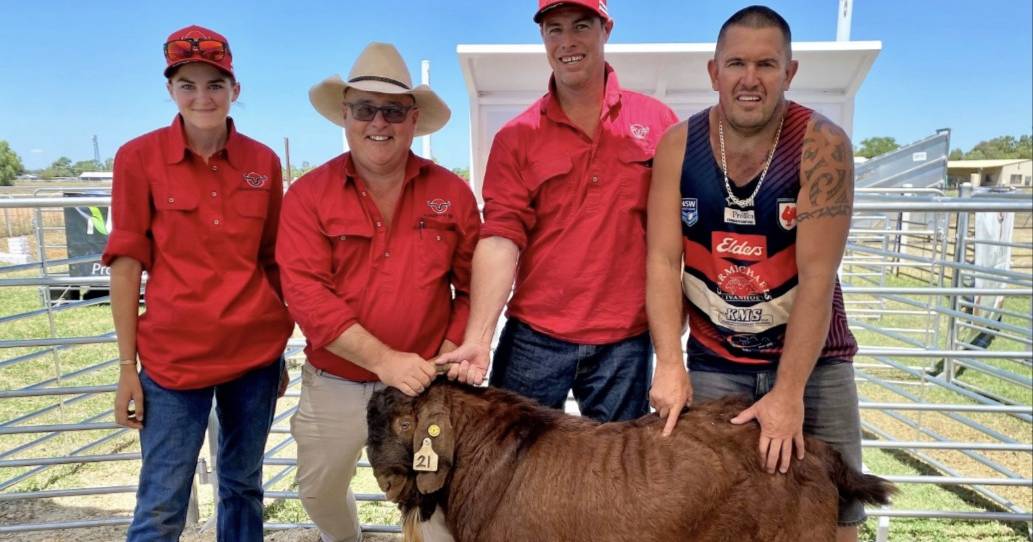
366, 381, 894, 542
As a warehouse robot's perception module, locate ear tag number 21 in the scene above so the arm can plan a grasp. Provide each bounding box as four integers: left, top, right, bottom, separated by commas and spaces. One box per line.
413, 437, 439, 472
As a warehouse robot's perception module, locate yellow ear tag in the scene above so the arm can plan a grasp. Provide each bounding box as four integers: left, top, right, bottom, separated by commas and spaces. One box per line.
428, 424, 441, 438
413, 437, 439, 472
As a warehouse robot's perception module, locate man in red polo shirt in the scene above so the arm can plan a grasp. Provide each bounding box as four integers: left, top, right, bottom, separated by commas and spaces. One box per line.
276, 42, 477, 542
439, 0, 678, 422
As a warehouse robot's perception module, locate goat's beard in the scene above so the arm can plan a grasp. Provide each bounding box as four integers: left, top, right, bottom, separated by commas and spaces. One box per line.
402, 508, 423, 542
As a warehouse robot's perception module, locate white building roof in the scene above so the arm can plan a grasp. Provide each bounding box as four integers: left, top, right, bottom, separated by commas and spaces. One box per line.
458, 41, 882, 197
947, 159, 1030, 170
79, 171, 113, 179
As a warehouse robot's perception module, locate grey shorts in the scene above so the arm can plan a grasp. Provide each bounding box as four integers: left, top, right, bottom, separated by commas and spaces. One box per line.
690, 362, 866, 526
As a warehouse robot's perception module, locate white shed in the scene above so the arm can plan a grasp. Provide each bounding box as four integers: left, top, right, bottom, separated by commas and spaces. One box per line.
79, 171, 113, 181
458, 41, 881, 199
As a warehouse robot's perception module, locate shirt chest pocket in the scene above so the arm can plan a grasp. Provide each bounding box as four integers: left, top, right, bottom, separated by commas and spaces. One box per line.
416, 217, 458, 287
527, 157, 574, 220
323, 221, 375, 277
155, 187, 202, 253
233, 187, 271, 220
617, 145, 654, 213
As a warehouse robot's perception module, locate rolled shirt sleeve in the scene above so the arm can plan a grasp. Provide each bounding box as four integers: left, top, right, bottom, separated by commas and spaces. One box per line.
276, 185, 359, 351
479, 136, 536, 251
102, 146, 154, 269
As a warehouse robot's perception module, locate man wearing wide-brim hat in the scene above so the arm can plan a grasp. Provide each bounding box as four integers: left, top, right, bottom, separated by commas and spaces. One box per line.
276, 42, 478, 542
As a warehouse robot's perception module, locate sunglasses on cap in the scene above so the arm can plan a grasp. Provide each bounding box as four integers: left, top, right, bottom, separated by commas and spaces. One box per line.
344, 102, 416, 123
164, 38, 230, 63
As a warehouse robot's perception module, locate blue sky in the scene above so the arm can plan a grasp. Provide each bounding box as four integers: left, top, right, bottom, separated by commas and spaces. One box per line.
1, 1, 1030, 171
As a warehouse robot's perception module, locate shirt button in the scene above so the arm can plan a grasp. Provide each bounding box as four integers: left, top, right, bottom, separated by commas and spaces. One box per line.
210, 165, 219, 172
591, 176, 599, 184
384, 251, 391, 257
375, 221, 382, 228
167, 197, 175, 204
210, 191, 218, 198
339, 235, 347, 240
213, 219, 221, 225
361, 191, 367, 197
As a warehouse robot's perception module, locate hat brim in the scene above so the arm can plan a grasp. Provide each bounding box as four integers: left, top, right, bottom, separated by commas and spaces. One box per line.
309, 75, 450, 137
164, 58, 235, 79
533, 2, 609, 23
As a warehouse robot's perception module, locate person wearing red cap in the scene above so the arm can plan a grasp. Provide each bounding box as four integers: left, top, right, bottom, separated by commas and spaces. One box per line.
438, 0, 678, 423
104, 25, 292, 541
277, 42, 477, 542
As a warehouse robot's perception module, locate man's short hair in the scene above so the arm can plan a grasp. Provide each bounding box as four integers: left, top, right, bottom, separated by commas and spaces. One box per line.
716, 5, 792, 59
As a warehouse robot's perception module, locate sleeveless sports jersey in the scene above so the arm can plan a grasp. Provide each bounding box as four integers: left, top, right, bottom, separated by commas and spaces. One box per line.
679, 102, 857, 372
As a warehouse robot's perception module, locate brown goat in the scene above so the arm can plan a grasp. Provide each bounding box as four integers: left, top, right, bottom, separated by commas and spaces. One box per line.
366, 381, 894, 542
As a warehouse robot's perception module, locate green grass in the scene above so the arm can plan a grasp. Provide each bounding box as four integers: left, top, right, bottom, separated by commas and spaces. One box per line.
1, 267, 1031, 540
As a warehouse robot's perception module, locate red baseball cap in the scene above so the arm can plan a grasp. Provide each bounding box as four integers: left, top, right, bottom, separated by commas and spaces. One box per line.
163, 25, 234, 78
534, 0, 610, 23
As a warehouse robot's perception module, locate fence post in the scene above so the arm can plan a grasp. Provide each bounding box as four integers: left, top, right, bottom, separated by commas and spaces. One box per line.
944, 182, 974, 382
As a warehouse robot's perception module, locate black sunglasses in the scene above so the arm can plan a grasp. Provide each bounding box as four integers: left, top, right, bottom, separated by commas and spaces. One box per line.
344, 102, 415, 123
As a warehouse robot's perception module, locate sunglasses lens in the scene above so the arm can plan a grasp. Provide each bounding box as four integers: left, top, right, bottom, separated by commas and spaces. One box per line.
198, 40, 226, 61
381, 107, 407, 123
352, 104, 378, 121
165, 40, 194, 62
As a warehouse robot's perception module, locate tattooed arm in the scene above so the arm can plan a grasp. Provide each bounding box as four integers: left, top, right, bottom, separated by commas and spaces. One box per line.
730, 113, 854, 474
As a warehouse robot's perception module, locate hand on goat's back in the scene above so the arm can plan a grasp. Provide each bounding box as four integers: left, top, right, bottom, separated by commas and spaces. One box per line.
649, 362, 693, 437
730, 388, 806, 474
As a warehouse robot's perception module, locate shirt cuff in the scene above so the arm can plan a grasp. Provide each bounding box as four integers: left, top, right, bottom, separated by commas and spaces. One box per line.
305, 315, 358, 352
102, 230, 152, 269
479, 222, 527, 251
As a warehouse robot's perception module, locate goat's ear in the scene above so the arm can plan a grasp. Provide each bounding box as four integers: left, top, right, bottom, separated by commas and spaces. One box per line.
413, 394, 454, 494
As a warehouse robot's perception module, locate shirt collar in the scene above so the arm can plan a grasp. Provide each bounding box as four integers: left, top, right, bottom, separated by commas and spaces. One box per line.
342, 151, 431, 188
540, 63, 623, 122
163, 114, 242, 169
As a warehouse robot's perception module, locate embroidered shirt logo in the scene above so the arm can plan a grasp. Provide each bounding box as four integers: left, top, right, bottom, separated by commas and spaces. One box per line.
681, 198, 698, 227
427, 198, 451, 215
630, 124, 650, 140
778, 199, 797, 230
243, 172, 268, 188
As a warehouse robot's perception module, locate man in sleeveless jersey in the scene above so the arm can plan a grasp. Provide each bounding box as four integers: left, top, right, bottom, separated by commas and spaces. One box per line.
646, 6, 864, 539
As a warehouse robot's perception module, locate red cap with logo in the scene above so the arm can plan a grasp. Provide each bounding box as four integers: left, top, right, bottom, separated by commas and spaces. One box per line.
534, 0, 610, 23
163, 25, 234, 78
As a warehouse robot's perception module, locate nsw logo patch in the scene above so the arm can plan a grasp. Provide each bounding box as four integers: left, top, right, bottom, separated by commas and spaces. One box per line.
681, 198, 698, 227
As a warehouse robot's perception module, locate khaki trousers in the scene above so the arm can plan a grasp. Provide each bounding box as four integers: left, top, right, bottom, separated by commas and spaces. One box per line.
291, 363, 454, 542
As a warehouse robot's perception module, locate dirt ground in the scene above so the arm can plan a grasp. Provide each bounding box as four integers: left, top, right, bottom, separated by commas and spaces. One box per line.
0, 497, 400, 542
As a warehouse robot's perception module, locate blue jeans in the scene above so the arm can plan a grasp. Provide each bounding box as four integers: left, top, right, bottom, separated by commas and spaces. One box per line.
489, 318, 652, 422
127, 358, 282, 542
690, 362, 866, 526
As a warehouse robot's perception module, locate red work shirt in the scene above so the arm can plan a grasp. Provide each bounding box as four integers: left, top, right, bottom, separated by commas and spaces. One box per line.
276, 152, 479, 381
481, 66, 678, 344
102, 115, 293, 390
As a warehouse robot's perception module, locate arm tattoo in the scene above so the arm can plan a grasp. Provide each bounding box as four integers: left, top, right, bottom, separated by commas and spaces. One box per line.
798, 116, 853, 224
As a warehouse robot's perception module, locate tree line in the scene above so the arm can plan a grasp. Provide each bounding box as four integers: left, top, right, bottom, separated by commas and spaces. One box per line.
3, 135, 1030, 187
855, 134, 1033, 160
